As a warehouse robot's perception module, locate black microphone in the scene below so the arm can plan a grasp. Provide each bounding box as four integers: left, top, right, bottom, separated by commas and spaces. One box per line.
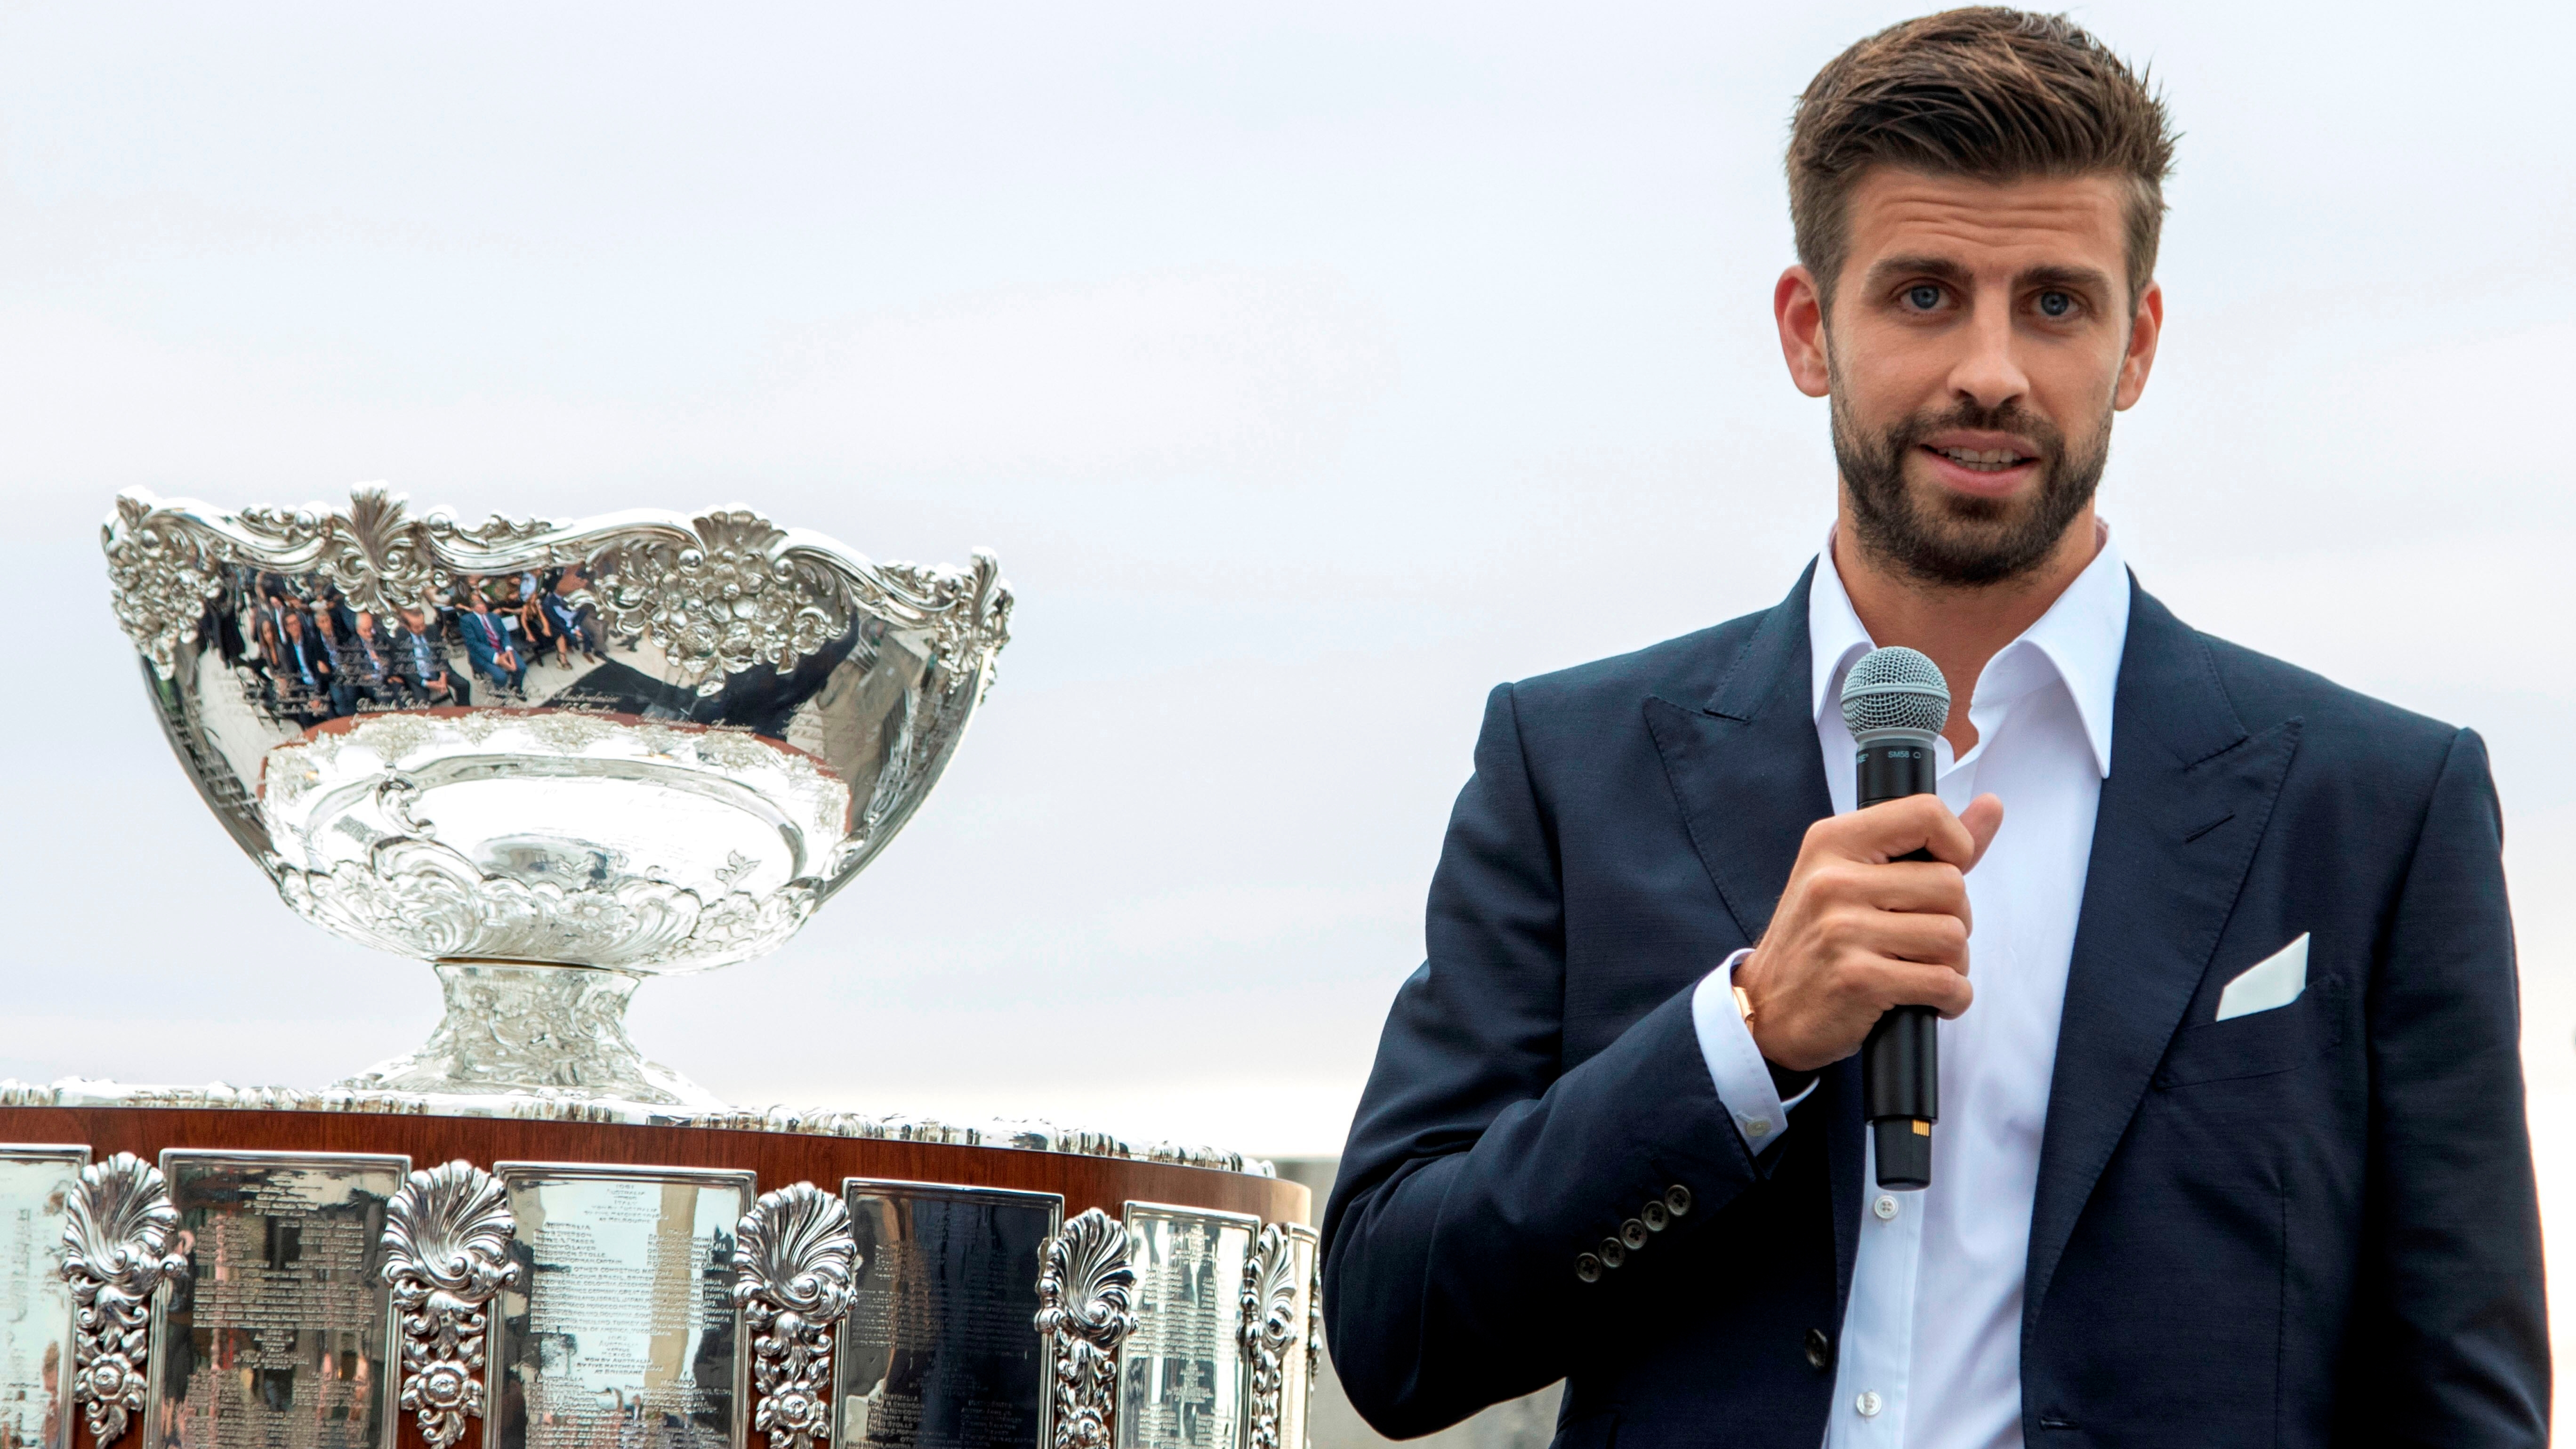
1839, 645, 1951, 1192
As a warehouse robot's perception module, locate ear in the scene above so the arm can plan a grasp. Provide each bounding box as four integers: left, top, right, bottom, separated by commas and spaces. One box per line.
1775, 266, 1832, 398
2113, 279, 2163, 411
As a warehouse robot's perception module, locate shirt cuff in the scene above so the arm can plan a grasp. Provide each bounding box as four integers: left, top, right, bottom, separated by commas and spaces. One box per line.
1690, 948, 1814, 1155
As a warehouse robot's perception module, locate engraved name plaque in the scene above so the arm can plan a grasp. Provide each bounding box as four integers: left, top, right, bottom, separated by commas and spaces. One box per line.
831, 1181, 1062, 1449
489, 1164, 753, 1449
149, 1151, 409, 1449
1113, 1206, 1254, 1449
0, 1147, 85, 1449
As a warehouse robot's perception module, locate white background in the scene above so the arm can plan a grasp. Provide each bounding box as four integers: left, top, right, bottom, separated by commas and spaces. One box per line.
4, 0, 2572, 1397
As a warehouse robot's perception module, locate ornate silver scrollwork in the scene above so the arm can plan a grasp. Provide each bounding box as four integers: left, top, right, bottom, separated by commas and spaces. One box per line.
60, 1153, 187, 1448
1305, 1254, 1323, 1405
733, 1183, 860, 1449
1035, 1208, 1136, 1449
1238, 1225, 1304, 1449
381, 1161, 521, 1449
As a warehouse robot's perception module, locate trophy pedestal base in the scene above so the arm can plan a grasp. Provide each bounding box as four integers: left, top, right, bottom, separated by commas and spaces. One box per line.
337, 960, 722, 1108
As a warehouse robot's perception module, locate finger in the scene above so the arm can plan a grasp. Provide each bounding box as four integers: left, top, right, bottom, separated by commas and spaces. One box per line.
1830, 794, 1977, 868
1834, 856, 1968, 912
1958, 793, 2004, 869
1871, 958, 1975, 1017
1840, 910, 1970, 967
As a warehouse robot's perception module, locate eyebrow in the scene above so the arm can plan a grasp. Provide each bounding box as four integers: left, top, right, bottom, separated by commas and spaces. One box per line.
1864, 255, 2116, 298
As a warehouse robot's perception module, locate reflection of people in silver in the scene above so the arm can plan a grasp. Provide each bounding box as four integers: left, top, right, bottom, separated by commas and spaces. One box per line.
459, 592, 525, 695
545, 568, 606, 666
343, 611, 393, 711
394, 608, 469, 705
273, 611, 330, 718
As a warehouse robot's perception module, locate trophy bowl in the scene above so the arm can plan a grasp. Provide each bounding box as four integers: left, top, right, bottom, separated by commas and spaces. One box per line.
102, 485, 1011, 1108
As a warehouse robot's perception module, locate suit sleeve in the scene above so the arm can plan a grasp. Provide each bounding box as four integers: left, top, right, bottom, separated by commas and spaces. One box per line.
2342, 727, 2550, 1444
1317, 684, 1778, 1438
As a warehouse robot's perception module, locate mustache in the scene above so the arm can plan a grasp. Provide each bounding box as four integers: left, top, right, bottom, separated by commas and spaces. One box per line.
1885, 400, 2066, 459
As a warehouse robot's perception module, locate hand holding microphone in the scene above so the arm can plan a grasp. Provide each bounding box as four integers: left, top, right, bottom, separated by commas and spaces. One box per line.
1730, 646, 2000, 1190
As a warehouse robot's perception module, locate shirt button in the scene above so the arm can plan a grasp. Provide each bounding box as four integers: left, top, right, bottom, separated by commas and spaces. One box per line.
1856, 1391, 1883, 1419
1873, 1194, 1900, 1221
1745, 1117, 1773, 1138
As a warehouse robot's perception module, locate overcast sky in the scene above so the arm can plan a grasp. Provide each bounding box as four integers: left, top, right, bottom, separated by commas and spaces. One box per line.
5, 0, 2572, 1348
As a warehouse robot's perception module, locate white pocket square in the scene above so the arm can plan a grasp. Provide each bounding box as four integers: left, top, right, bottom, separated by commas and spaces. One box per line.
2214, 933, 2309, 1022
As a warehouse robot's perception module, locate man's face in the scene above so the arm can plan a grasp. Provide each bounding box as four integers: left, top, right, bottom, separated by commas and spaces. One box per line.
1776, 169, 2161, 586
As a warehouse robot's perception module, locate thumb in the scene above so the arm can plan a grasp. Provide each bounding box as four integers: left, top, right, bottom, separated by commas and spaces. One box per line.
1959, 793, 2004, 869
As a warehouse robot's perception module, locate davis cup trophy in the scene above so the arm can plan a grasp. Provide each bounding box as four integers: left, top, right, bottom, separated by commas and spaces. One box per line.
101, 484, 1010, 1108
0, 488, 1315, 1449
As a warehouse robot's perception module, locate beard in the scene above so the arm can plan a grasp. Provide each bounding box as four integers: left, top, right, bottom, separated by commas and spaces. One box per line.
1829, 378, 2111, 588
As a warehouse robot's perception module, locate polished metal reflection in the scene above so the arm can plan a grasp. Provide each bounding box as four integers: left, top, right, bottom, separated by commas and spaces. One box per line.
835, 1180, 1061, 1449
1036, 1210, 1134, 1449
149, 1151, 409, 1449
1113, 1205, 1255, 1449
102, 486, 1012, 1106
733, 1183, 857, 1449
1233, 1226, 1313, 1449
0, 1146, 87, 1449
487, 1163, 753, 1449
61, 1153, 186, 1449
382, 1161, 521, 1449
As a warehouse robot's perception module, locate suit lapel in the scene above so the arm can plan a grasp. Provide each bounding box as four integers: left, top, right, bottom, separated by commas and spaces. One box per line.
1642, 564, 1865, 1309
2022, 583, 2302, 1344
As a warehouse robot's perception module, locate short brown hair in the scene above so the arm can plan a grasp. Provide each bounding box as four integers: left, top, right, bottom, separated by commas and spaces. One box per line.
1788, 8, 2175, 306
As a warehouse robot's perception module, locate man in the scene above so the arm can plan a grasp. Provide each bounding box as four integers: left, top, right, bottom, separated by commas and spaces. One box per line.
395, 607, 468, 706
459, 588, 524, 694
1321, 10, 2546, 1448
270, 609, 330, 720
341, 610, 394, 712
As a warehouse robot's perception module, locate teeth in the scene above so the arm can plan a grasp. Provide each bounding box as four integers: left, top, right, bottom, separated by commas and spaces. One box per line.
1936, 446, 2027, 470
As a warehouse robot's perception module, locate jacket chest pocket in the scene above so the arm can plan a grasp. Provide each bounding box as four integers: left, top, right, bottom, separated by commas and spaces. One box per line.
2153, 972, 2347, 1089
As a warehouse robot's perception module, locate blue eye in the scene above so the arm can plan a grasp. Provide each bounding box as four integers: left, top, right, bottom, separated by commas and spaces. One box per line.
2038, 290, 2073, 317
1906, 285, 1941, 310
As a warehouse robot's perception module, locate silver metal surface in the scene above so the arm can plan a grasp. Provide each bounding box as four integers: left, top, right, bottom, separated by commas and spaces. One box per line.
0, 1146, 87, 1449
1113, 1205, 1256, 1449
382, 1161, 522, 1449
102, 486, 1012, 1106
61, 1152, 186, 1449
1301, 1253, 1320, 1427
149, 1151, 409, 1449
488, 1163, 755, 1449
1235, 1226, 1314, 1449
834, 1180, 1061, 1449
733, 1184, 858, 1449
1035, 1209, 1135, 1449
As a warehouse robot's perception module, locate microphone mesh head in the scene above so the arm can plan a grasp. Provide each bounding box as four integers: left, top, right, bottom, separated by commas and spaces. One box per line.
1840, 645, 1951, 740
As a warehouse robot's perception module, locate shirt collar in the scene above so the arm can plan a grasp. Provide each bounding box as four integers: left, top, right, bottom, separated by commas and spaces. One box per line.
1807, 522, 2131, 778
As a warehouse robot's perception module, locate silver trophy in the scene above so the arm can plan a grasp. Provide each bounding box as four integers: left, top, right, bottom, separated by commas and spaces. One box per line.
103, 486, 1010, 1108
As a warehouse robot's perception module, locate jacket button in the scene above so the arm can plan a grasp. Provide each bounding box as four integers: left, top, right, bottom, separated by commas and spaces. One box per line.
1575, 1253, 1602, 1283
1597, 1237, 1626, 1269
1619, 1218, 1649, 1250
1804, 1328, 1831, 1370
1664, 1184, 1693, 1217
1640, 1200, 1670, 1232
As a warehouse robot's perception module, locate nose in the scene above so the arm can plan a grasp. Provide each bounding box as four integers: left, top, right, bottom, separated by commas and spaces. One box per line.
1948, 291, 2030, 414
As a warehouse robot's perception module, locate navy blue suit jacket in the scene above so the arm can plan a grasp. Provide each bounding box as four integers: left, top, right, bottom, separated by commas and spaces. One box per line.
1322, 571, 2546, 1448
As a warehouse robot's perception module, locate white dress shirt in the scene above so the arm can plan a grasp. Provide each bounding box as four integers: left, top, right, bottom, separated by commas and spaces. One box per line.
1690, 525, 2131, 1449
